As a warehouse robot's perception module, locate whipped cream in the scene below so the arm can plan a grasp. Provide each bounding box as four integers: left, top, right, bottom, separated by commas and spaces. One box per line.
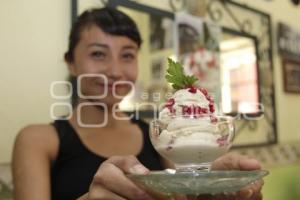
159, 87, 214, 124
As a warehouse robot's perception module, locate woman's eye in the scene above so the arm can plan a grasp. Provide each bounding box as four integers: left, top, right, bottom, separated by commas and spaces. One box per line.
91, 51, 105, 59
122, 53, 135, 60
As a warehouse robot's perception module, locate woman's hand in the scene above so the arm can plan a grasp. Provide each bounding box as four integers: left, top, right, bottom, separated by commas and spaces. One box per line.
77, 155, 171, 200
77, 153, 264, 200
77, 155, 153, 200
195, 153, 264, 200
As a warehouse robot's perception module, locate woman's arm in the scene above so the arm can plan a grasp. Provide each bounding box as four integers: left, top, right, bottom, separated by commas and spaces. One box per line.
12, 125, 59, 200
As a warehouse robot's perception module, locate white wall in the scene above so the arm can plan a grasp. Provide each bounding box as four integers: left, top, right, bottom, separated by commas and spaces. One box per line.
0, 0, 70, 162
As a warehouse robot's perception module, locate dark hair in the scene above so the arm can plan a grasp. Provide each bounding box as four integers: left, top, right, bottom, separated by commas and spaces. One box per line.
64, 7, 142, 62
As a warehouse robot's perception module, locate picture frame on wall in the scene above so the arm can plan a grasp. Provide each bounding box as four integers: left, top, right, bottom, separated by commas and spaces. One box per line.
282, 58, 300, 93
174, 12, 221, 100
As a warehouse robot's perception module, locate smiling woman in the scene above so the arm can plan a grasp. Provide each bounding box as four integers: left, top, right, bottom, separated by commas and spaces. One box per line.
12, 6, 263, 200
12, 8, 164, 200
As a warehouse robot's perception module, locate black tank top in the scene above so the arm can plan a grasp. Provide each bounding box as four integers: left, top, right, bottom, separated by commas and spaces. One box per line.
50, 118, 163, 200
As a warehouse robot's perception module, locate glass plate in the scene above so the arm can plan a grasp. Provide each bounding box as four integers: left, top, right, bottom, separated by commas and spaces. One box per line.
128, 170, 268, 195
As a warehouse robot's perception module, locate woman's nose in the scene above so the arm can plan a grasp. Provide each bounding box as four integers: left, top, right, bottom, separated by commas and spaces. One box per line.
105, 60, 122, 80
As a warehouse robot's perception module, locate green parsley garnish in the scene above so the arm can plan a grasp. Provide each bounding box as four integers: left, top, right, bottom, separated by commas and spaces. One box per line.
165, 58, 198, 90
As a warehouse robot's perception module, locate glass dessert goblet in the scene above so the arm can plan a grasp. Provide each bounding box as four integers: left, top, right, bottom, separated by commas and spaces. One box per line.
150, 114, 235, 172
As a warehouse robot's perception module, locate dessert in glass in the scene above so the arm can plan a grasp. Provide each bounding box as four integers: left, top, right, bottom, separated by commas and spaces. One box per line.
150, 58, 235, 172
128, 58, 268, 195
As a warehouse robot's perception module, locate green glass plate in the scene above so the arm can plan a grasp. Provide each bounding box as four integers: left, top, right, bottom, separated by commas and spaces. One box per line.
128, 170, 268, 195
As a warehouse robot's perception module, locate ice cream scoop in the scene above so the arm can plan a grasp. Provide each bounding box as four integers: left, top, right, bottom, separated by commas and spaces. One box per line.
150, 58, 234, 171
159, 86, 215, 125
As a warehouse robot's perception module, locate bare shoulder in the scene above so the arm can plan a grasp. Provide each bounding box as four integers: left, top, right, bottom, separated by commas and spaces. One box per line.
16, 124, 58, 144
13, 124, 59, 200
14, 124, 59, 161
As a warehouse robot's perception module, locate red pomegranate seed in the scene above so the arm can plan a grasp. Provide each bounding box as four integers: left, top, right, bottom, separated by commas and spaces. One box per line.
199, 88, 208, 96
187, 107, 192, 115
182, 105, 192, 115
166, 146, 173, 151
196, 106, 202, 114
192, 106, 196, 114
170, 107, 176, 113
201, 108, 208, 113
207, 95, 214, 103
188, 86, 197, 93
165, 98, 175, 107
216, 135, 228, 147
210, 116, 217, 123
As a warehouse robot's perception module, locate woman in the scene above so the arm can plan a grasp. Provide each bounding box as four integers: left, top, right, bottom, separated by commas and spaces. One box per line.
12, 7, 263, 200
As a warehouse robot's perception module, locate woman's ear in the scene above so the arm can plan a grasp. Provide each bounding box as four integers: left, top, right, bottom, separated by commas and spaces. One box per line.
66, 61, 77, 76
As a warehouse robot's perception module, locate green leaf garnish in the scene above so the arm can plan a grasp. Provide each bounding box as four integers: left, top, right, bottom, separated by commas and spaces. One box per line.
166, 58, 198, 90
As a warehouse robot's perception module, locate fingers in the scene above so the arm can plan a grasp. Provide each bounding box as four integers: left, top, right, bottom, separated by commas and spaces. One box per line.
92, 155, 154, 200
210, 153, 263, 200
252, 192, 263, 200
88, 183, 126, 200
195, 179, 263, 200
132, 181, 170, 200
211, 153, 261, 171
237, 179, 264, 200
238, 157, 261, 171
105, 155, 150, 175
173, 194, 189, 200
134, 181, 187, 200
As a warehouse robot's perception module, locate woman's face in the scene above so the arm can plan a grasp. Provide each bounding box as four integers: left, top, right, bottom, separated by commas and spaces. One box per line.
68, 24, 138, 106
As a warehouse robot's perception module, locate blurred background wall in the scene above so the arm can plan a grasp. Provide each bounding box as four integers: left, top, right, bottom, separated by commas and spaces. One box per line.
0, 0, 299, 199
217, 1, 300, 198
0, 0, 70, 162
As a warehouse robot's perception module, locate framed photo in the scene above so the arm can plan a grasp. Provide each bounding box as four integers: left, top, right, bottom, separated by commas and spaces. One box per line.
174, 12, 221, 99
151, 57, 164, 81
283, 58, 300, 93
